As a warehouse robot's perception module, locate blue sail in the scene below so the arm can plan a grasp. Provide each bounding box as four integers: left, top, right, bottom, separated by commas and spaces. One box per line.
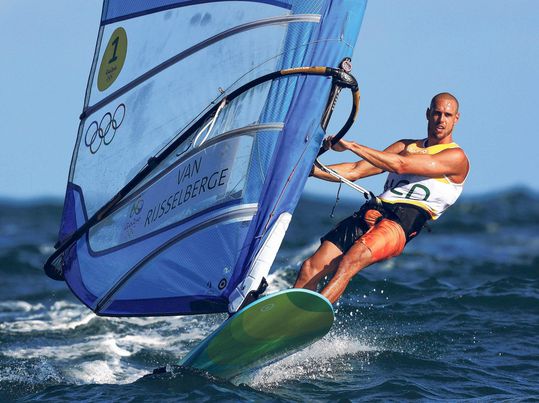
49, 0, 367, 316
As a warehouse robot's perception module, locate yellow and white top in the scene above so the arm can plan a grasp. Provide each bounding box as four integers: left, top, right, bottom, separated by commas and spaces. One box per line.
378, 140, 467, 220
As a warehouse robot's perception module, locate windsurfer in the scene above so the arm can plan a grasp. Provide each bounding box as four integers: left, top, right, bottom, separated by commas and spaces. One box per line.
294, 93, 469, 303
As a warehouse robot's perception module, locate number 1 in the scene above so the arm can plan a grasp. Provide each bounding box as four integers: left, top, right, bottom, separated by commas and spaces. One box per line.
109, 37, 119, 64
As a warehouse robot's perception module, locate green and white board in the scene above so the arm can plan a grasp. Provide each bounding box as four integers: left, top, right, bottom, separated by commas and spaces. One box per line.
179, 289, 334, 379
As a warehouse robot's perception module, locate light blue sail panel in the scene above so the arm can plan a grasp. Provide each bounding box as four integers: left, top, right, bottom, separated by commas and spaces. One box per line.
57, 0, 367, 316
101, 1, 295, 24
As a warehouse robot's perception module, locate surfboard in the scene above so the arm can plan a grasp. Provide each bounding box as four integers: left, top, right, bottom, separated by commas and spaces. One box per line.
179, 288, 334, 379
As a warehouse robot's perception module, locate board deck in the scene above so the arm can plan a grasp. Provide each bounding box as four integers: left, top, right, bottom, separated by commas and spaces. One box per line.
179, 288, 334, 379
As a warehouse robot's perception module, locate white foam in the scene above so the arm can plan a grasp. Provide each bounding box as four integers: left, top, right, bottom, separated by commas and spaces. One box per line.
102, 336, 132, 357
6, 332, 157, 384
67, 359, 147, 385
0, 300, 44, 313
115, 334, 169, 349
7, 334, 129, 360
70, 360, 118, 384
2, 300, 227, 386
245, 331, 377, 387
266, 271, 292, 293
0, 299, 220, 340
0, 300, 95, 333
0, 357, 63, 385
68, 344, 145, 384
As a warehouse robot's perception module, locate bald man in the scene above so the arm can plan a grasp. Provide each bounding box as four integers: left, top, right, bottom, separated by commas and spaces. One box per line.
294, 93, 470, 303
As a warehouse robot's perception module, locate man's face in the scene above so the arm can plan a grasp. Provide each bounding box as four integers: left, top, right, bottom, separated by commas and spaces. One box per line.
426, 97, 460, 141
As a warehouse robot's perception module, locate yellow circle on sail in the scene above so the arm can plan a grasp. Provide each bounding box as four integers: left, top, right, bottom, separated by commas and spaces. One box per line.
97, 27, 128, 92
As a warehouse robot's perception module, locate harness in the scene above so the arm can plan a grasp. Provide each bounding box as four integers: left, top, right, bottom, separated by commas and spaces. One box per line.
357, 198, 430, 242
314, 159, 430, 242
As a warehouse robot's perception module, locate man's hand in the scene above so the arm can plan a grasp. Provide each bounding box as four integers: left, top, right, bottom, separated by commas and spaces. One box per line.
323, 136, 350, 152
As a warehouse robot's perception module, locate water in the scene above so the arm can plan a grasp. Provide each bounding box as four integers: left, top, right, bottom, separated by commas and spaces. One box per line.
1, 188, 538, 401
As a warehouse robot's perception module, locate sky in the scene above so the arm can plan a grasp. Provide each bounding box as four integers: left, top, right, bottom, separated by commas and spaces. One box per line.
1, 0, 538, 200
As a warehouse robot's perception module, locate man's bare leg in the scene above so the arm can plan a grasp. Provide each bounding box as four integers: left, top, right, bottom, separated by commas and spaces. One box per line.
320, 240, 374, 303
294, 241, 343, 291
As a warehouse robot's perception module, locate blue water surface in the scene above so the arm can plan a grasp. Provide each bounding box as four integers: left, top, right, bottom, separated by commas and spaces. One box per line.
1, 188, 538, 401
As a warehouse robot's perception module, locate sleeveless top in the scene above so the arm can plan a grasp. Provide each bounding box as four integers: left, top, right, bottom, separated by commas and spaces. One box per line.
378, 139, 467, 220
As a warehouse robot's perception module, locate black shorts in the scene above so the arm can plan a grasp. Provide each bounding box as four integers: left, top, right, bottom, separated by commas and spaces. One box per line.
320, 211, 370, 253
320, 202, 429, 252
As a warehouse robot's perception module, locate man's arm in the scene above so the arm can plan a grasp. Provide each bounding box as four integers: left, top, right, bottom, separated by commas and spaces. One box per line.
338, 139, 468, 179
312, 139, 410, 182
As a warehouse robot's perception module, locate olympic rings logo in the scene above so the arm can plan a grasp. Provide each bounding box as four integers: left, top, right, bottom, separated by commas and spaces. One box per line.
84, 103, 126, 154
